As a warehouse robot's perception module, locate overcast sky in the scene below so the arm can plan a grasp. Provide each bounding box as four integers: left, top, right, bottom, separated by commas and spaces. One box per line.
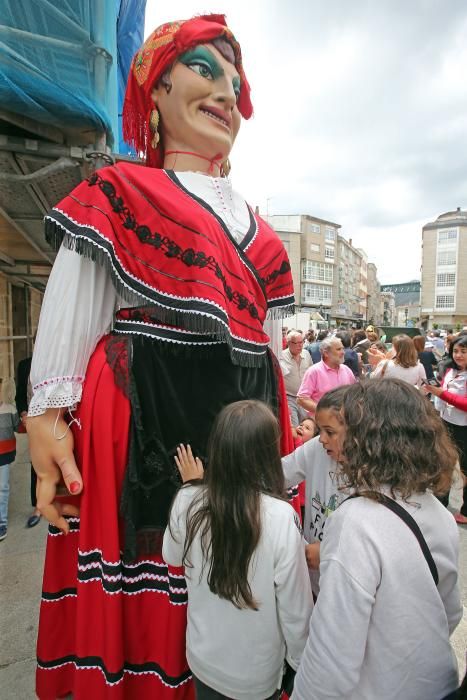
144, 1, 467, 284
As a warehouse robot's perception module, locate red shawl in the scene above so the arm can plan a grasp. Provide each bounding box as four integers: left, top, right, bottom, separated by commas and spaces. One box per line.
45, 163, 294, 368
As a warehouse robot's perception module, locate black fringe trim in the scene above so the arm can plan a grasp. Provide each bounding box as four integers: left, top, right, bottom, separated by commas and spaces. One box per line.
45, 217, 275, 369
266, 304, 296, 320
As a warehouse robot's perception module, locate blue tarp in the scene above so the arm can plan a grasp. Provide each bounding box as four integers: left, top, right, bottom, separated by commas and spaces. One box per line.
117, 0, 146, 154
0, 0, 146, 151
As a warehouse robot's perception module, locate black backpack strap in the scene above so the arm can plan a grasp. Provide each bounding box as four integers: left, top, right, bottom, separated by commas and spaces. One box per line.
346, 493, 439, 585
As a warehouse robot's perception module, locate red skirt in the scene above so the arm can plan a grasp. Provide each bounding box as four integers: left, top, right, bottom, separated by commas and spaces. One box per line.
36, 338, 194, 700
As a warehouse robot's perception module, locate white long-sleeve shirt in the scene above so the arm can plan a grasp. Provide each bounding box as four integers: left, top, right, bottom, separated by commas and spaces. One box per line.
292, 492, 462, 700
282, 436, 346, 595
163, 485, 313, 700
29, 172, 251, 416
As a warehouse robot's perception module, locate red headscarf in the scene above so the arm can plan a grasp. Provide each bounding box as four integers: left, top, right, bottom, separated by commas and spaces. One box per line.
122, 14, 253, 167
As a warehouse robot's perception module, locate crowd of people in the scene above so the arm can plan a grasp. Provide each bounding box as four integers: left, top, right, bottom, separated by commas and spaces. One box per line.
1, 11, 465, 700
281, 325, 467, 527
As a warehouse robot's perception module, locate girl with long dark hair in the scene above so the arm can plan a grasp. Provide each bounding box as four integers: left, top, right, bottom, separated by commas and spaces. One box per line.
163, 400, 313, 700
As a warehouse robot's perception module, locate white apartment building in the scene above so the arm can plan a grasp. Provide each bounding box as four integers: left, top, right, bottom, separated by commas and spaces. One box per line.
332, 236, 365, 326
267, 215, 381, 329
421, 208, 467, 329
267, 214, 340, 321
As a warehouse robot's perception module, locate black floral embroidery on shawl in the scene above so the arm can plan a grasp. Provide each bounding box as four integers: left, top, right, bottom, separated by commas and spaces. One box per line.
261, 259, 292, 287
88, 173, 260, 321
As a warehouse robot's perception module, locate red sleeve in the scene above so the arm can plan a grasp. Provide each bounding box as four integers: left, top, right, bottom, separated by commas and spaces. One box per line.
440, 390, 467, 412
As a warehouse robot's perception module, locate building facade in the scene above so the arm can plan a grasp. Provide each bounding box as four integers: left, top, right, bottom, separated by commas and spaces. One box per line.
332, 236, 365, 326
267, 214, 340, 322
421, 208, 467, 330
0, 274, 42, 380
268, 214, 382, 329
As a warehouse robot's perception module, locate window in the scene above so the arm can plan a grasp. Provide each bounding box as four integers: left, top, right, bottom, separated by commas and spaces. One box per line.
325, 246, 334, 260
311, 224, 320, 234
438, 229, 457, 242
437, 272, 456, 287
302, 284, 332, 304
302, 260, 333, 283
310, 243, 320, 252
435, 295, 455, 309
325, 227, 336, 241
437, 250, 456, 265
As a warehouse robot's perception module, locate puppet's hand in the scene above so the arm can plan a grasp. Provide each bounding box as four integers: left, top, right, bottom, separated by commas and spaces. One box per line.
27, 409, 82, 533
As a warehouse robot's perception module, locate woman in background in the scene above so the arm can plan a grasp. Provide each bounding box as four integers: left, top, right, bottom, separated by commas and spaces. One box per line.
430, 335, 467, 523
370, 334, 426, 386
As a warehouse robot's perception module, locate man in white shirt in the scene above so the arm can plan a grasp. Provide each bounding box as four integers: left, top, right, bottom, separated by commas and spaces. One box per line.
280, 331, 312, 426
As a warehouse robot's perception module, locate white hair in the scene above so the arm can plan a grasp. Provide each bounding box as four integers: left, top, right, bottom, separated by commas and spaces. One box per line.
320, 336, 342, 355
286, 330, 304, 342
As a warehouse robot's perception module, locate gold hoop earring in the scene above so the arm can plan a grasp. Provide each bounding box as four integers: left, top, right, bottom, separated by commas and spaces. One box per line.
220, 158, 231, 178
149, 107, 160, 149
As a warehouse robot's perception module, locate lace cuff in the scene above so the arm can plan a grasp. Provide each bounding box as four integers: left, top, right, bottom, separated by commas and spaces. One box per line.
28, 377, 84, 417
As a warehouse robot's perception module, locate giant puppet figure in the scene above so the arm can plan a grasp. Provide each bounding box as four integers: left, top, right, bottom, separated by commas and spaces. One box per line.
28, 15, 295, 700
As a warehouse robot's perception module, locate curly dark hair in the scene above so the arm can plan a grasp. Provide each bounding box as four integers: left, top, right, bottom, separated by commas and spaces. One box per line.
339, 379, 458, 498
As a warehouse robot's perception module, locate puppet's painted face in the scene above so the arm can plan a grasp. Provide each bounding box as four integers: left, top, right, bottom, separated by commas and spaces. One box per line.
152, 42, 241, 160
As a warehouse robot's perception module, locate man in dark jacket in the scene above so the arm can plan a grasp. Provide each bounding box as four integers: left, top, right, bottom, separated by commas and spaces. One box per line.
336, 331, 360, 378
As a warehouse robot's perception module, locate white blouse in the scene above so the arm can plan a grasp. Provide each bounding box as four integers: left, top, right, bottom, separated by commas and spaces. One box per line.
371, 359, 427, 387
438, 369, 467, 427
29, 172, 252, 416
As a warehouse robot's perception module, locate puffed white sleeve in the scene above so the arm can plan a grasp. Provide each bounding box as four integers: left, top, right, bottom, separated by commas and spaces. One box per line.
28, 246, 119, 416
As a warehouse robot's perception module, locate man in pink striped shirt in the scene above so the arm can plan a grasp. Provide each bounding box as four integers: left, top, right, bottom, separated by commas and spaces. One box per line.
297, 336, 356, 415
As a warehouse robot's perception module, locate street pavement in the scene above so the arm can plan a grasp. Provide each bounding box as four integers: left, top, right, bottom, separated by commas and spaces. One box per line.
0, 434, 466, 699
